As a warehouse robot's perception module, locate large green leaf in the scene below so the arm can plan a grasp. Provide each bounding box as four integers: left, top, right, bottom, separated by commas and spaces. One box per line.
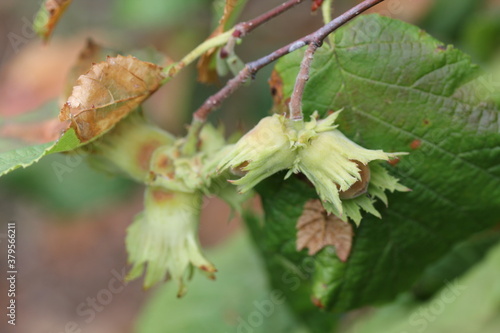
347, 240, 500, 333
411, 229, 500, 299
254, 14, 500, 312
247, 180, 339, 332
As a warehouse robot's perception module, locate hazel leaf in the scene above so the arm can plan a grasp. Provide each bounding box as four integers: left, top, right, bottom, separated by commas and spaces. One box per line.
0, 128, 81, 177
252, 14, 500, 313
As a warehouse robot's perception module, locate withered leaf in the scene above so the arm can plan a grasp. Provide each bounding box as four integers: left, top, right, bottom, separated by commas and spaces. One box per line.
311, 0, 325, 12
59, 55, 165, 142
296, 199, 353, 261
216, 0, 242, 32
34, 0, 73, 42
197, 47, 220, 84
62, 39, 118, 103
269, 69, 288, 114
197, 0, 246, 84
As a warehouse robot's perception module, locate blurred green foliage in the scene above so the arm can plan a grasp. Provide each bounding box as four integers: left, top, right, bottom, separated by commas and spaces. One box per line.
1, 153, 135, 215
420, 0, 500, 64
419, 0, 487, 43
113, 0, 210, 29
135, 232, 312, 333
412, 230, 500, 300
462, 10, 500, 63
347, 240, 500, 333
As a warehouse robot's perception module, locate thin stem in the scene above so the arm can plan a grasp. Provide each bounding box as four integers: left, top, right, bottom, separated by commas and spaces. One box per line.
182, 118, 204, 155
193, 0, 385, 122
221, 0, 306, 58
289, 43, 318, 121
164, 29, 234, 81
163, 1, 307, 83
321, 0, 333, 24
178, 0, 309, 152
194, 67, 252, 122
310, 0, 383, 42
321, 0, 335, 45
234, 0, 305, 37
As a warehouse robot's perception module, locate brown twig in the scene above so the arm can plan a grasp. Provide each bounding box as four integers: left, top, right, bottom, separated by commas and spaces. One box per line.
221, 0, 306, 59
234, 0, 305, 38
193, 67, 252, 121
194, 0, 385, 122
289, 42, 318, 120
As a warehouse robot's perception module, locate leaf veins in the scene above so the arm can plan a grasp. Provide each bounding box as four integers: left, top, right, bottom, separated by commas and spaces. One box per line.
59, 55, 165, 142
296, 199, 353, 261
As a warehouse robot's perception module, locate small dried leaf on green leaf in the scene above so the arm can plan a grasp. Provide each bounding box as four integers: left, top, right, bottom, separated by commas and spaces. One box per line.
296, 199, 353, 261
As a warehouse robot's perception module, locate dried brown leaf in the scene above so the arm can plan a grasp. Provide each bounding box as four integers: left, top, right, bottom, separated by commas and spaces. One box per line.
59, 55, 165, 142
311, 0, 325, 12
34, 0, 73, 42
296, 199, 353, 261
197, 0, 241, 84
218, 0, 241, 32
61, 39, 116, 103
197, 48, 220, 84
269, 69, 288, 114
